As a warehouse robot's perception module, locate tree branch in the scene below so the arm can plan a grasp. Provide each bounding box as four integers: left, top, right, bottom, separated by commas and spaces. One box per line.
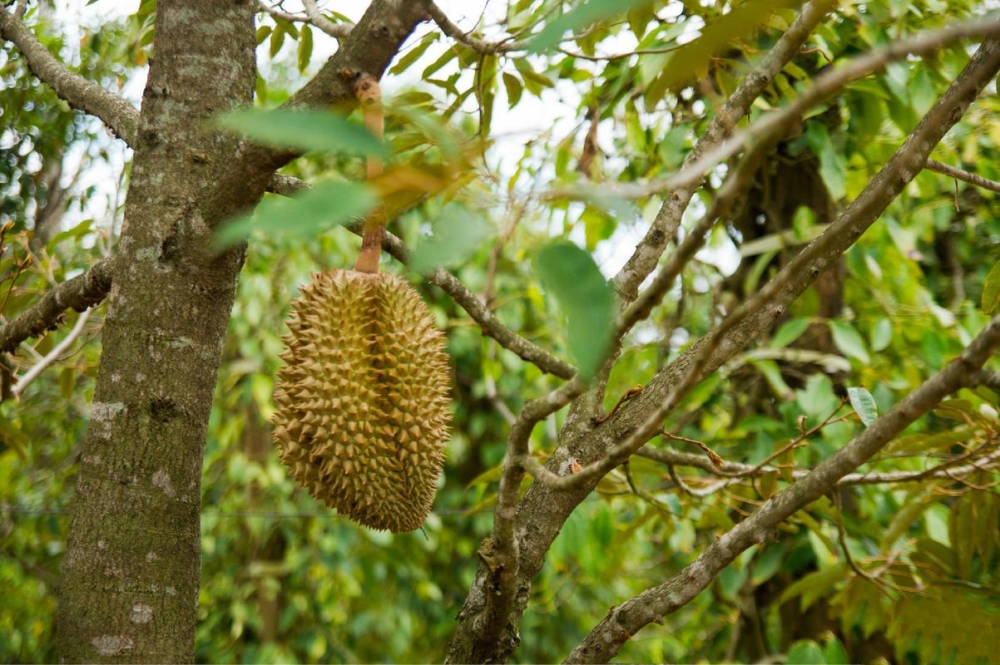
578, 31, 1000, 495
610, 0, 837, 304
256, 0, 353, 39
12, 307, 93, 397
215, 0, 435, 218
616, 123, 777, 339
0, 256, 114, 355
636, 444, 1000, 487
974, 370, 1000, 391
427, 1, 527, 54
925, 158, 1000, 193
565, 314, 1000, 663
0, 6, 138, 144
484, 377, 584, 641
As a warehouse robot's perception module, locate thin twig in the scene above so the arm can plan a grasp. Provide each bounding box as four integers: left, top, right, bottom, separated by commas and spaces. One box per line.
485, 376, 583, 643
637, 444, 1000, 487
256, 0, 353, 38
13, 308, 93, 397
520, 124, 781, 491
302, 0, 352, 39
427, 1, 529, 54
925, 158, 1000, 193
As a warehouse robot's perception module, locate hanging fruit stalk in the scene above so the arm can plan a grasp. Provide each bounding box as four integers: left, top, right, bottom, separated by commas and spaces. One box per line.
271, 73, 453, 533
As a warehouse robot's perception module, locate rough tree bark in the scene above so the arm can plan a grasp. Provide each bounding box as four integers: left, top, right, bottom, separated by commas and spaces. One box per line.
41, 1, 432, 661
55, 0, 260, 660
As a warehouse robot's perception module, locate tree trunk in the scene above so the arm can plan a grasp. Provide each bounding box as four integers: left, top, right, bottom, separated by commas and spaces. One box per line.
56, 0, 260, 660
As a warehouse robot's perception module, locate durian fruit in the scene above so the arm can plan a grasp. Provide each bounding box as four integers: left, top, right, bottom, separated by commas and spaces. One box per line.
272, 269, 452, 533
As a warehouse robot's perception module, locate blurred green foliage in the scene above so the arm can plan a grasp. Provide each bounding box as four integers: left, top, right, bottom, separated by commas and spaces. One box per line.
4, 0, 1000, 663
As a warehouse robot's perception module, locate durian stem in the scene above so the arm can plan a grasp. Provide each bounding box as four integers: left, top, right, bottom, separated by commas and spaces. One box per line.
352, 74, 386, 274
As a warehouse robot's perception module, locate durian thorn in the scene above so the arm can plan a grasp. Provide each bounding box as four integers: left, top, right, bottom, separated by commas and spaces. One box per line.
352, 73, 386, 275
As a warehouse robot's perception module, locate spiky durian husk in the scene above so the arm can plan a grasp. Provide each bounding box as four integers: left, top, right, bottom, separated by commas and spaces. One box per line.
272, 270, 452, 533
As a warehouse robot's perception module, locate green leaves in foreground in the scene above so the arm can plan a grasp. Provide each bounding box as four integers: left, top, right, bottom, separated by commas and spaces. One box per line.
535, 242, 615, 380
527, 0, 655, 53
408, 203, 493, 274
214, 108, 388, 158
214, 181, 376, 250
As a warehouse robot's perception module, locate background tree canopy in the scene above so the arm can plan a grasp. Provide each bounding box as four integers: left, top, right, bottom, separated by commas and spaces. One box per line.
3, 0, 1000, 662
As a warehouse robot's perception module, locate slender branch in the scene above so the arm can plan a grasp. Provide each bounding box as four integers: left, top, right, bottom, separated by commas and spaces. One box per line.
0, 256, 114, 355
428, 1, 528, 54
256, 0, 352, 39
425, 264, 576, 378
302, 0, 352, 39
266, 173, 307, 197
610, 0, 837, 304
256, 0, 303, 24
925, 158, 1000, 193
483, 376, 583, 644
636, 445, 1000, 486
13, 307, 93, 397
0, 6, 138, 144
565, 313, 1000, 663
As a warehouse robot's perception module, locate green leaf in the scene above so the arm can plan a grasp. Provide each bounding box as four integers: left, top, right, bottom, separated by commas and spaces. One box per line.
390, 32, 438, 76
797, 374, 839, 417
772, 317, 810, 348
805, 121, 847, 200
213, 109, 388, 158
777, 564, 848, 610
829, 320, 870, 364
214, 180, 376, 250
644, 0, 800, 105
982, 260, 1000, 315
512, 58, 554, 94
847, 386, 878, 427
409, 203, 493, 274
528, 0, 655, 53
535, 242, 615, 380
297, 24, 313, 73
502, 71, 523, 109
787, 640, 827, 664
269, 21, 285, 58
869, 316, 892, 352
255, 25, 272, 46
748, 358, 794, 400
59, 366, 75, 400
